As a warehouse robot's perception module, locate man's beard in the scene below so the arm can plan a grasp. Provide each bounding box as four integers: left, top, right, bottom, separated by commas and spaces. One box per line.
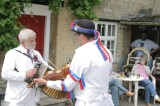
25, 42, 36, 50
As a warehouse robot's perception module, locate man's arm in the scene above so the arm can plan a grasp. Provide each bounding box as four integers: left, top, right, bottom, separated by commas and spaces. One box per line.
1, 50, 26, 81
150, 47, 160, 56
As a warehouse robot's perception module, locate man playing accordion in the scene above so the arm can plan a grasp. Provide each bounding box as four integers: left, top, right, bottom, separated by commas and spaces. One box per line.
1, 28, 47, 106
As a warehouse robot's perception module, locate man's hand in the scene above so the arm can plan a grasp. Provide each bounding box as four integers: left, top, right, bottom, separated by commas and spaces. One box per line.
26, 68, 37, 79
34, 78, 47, 85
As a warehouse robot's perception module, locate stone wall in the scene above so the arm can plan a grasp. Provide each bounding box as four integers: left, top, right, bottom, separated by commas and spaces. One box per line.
51, 7, 78, 68
93, 0, 155, 70
0, 52, 7, 94
50, 0, 156, 70
94, 0, 154, 20
113, 24, 132, 71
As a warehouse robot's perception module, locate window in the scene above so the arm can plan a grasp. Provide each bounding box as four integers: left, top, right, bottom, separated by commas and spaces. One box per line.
94, 21, 118, 61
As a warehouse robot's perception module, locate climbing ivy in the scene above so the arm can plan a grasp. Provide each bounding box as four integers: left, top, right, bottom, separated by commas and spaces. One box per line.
0, 0, 102, 51
49, 0, 103, 20
0, 0, 31, 51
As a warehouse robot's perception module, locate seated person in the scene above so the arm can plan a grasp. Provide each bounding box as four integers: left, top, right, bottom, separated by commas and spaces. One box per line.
131, 30, 159, 57
109, 79, 134, 106
132, 55, 160, 106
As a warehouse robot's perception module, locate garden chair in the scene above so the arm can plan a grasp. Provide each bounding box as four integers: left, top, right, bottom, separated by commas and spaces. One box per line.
123, 47, 156, 105
151, 57, 160, 91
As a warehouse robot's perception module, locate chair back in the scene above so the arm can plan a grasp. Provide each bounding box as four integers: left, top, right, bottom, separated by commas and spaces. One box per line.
152, 57, 160, 75
124, 47, 151, 72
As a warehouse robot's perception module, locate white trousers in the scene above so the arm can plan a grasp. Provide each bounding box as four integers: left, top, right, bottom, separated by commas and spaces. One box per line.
75, 95, 114, 106
9, 101, 36, 106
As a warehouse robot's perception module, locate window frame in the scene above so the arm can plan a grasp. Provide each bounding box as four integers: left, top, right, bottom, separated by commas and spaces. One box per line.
94, 21, 118, 61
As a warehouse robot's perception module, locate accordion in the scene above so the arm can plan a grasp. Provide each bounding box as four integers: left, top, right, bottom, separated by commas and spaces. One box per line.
25, 63, 67, 99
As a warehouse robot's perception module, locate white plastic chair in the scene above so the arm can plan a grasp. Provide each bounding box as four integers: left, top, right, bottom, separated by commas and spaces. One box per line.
125, 47, 156, 105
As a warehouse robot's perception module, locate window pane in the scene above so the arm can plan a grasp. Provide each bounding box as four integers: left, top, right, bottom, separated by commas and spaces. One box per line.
107, 41, 110, 49
101, 40, 105, 45
112, 25, 115, 36
97, 24, 106, 36
102, 24, 105, 36
111, 50, 114, 56
108, 25, 111, 36
111, 40, 114, 49
97, 24, 101, 33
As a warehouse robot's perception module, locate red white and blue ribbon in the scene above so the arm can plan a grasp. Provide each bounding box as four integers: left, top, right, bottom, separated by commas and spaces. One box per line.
69, 69, 85, 90
94, 31, 111, 61
61, 69, 86, 99
61, 81, 74, 99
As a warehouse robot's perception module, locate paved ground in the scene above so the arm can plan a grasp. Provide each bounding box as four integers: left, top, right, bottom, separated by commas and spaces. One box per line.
1, 91, 160, 106
1, 95, 159, 106
37, 95, 160, 106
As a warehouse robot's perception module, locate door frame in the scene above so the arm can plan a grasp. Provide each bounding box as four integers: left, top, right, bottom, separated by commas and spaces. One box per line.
23, 4, 51, 62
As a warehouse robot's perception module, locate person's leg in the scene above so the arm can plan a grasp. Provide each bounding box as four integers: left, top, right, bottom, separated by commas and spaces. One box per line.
145, 84, 151, 103
147, 59, 153, 70
146, 80, 157, 97
112, 79, 128, 95
109, 84, 119, 106
139, 80, 152, 103
145, 79, 160, 102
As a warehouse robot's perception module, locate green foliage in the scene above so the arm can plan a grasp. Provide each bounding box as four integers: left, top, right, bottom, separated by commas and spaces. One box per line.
48, 0, 62, 14
0, 0, 102, 51
48, 0, 103, 20
68, 0, 103, 20
0, 0, 31, 51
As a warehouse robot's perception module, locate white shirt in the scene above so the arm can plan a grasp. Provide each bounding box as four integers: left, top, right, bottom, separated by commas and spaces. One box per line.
47, 40, 113, 103
131, 39, 159, 53
1, 45, 46, 103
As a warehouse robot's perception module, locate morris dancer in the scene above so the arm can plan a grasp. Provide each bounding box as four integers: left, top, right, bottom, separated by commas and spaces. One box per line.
34, 19, 114, 106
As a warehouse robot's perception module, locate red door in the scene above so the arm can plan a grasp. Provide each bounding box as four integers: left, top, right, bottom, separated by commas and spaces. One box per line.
18, 14, 45, 56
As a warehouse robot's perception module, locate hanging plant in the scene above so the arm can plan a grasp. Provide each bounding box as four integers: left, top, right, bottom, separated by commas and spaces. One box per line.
48, 0, 62, 14
68, 0, 103, 20
0, 0, 103, 51
48, 0, 103, 20
0, 0, 31, 51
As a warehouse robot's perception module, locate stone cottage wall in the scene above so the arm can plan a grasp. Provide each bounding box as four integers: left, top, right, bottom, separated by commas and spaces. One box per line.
51, 7, 78, 68
52, 0, 155, 70
94, 0, 154, 20
93, 0, 155, 70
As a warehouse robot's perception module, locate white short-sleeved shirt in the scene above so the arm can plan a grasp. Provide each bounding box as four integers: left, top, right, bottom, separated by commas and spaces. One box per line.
131, 39, 159, 53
